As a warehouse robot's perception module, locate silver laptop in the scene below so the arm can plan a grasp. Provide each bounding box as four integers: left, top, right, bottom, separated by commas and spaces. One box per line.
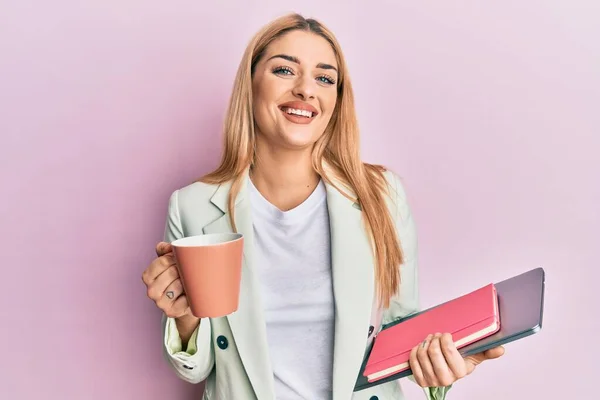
459, 267, 545, 356
354, 267, 546, 391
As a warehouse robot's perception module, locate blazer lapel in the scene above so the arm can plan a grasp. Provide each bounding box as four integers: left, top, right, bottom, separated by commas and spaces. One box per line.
202, 170, 275, 400
324, 178, 376, 400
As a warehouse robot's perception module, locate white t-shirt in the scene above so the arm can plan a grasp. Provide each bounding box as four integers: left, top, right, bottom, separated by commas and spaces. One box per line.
248, 178, 335, 399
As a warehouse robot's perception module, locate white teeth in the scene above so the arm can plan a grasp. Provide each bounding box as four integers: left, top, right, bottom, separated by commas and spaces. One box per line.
284, 107, 313, 118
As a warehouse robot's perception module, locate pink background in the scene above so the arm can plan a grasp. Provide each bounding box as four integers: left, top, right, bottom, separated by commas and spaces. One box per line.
1, 1, 598, 399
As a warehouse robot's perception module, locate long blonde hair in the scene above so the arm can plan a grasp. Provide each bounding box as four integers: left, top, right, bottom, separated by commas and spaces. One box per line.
200, 13, 403, 308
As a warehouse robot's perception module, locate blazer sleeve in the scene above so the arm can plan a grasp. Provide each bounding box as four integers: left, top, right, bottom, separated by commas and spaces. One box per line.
384, 172, 452, 400
161, 189, 215, 384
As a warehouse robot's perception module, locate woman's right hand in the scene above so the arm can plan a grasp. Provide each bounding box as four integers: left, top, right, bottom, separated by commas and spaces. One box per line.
142, 242, 200, 347
142, 242, 191, 319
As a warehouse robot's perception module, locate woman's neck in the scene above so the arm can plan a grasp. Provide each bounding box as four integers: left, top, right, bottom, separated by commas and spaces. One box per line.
250, 148, 321, 212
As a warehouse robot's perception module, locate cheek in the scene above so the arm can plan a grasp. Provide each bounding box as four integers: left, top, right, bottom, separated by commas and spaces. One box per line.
252, 91, 270, 122
322, 93, 338, 117
253, 81, 281, 120
253, 104, 271, 132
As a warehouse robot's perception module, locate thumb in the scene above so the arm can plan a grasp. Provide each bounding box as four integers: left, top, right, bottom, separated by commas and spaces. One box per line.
482, 345, 505, 360
155, 241, 173, 257
465, 345, 505, 368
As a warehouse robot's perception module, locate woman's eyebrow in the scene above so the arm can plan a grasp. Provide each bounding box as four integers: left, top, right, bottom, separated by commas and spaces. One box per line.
267, 54, 338, 73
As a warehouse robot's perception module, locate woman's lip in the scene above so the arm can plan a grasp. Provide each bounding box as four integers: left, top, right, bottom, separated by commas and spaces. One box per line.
280, 108, 315, 124
278, 101, 319, 116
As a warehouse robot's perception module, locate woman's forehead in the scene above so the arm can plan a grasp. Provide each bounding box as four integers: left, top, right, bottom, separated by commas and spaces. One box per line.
263, 30, 338, 69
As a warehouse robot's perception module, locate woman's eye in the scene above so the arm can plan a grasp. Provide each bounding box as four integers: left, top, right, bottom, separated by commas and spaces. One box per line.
273, 66, 294, 76
317, 75, 335, 85
272, 66, 336, 85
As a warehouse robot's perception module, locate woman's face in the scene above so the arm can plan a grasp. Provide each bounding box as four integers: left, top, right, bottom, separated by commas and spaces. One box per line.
252, 30, 339, 152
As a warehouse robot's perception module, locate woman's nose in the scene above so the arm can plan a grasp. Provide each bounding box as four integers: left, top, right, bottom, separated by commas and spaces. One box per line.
292, 76, 315, 100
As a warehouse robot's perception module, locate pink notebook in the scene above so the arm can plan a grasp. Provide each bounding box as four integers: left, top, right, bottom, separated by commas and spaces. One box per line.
364, 283, 500, 383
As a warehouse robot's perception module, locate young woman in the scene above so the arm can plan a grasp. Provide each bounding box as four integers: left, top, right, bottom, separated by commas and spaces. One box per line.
141, 13, 504, 400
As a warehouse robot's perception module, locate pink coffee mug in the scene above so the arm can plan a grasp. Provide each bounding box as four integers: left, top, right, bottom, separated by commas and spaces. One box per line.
171, 233, 243, 318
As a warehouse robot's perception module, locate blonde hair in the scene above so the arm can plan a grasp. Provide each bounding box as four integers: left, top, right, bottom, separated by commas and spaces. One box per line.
200, 13, 403, 308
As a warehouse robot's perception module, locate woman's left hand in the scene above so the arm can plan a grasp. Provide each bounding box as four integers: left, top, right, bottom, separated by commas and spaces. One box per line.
408, 332, 505, 388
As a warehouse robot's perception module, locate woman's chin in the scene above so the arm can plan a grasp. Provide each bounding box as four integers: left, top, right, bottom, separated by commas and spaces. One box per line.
279, 133, 319, 150
256, 126, 323, 151
275, 126, 322, 149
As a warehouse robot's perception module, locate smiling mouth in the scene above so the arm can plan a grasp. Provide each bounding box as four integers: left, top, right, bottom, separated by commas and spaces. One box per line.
279, 106, 317, 119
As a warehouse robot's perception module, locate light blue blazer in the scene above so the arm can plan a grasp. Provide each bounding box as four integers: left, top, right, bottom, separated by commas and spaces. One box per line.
160, 168, 450, 400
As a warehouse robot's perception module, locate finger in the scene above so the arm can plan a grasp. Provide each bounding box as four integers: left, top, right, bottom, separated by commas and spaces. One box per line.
143, 253, 177, 284
427, 333, 455, 387
409, 343, 426, 387
465, 345, 506, 369
484, 345, 505, 360
156, 278, 184, 310
146, 265, 179, 301
155, 242, 173, 257
417, 334, 438, 387
165, 294, 190, 319
439, 333, 467, 379
165, 278, 184, 299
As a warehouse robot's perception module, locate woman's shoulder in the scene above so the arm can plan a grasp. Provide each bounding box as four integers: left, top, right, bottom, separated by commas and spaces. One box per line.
163, 179, 229, 234
376, 167, 414, 227
377, 167, 410, 204
166, 179, 223, 218
363, 163, 408, 198
173, 179, 220, 202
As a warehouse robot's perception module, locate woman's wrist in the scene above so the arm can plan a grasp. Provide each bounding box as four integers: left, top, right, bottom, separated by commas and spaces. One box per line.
175, 314, 201, 349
